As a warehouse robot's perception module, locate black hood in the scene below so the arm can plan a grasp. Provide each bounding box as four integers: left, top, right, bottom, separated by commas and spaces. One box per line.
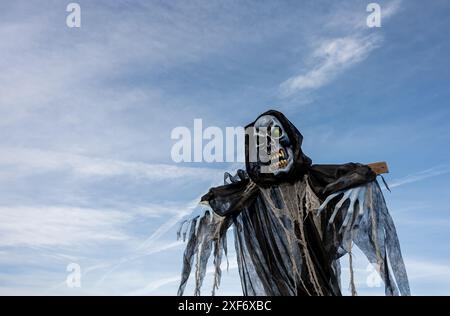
245, 110, 312, 187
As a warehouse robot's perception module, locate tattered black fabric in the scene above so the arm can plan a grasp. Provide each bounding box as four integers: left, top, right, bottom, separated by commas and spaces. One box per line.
177, 110, 410, 296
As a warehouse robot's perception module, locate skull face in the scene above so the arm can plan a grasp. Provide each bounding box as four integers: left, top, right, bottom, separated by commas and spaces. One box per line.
253, 115, 294, 175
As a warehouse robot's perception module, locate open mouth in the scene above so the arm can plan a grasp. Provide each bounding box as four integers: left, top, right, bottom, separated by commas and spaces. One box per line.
268, 149, 288, 171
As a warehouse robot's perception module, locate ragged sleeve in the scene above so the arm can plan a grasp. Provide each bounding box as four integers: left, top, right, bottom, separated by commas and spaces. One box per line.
177, 170, 258, 296
308, 163, 377, 198
318, 180, 410, 296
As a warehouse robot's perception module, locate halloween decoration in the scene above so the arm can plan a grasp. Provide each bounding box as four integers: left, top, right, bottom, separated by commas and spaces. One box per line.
177, 110, 410, 296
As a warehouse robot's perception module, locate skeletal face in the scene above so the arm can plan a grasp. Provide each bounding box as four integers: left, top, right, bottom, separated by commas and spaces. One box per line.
253, 115, 294, 175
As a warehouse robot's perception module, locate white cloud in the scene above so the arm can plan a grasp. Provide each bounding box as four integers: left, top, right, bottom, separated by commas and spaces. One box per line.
0, 1, 268, 162
92, 199, 200, 285
126, 275, 181, 295
279, 0, 401, 97
382, 0, 403, 20
136, 199, 199, 251
406, 258, 450, 281
0, 147, 218, 181
127, 257, 239, 296
390, 164, 450, 188
0, 206, 131, 247
280, 35, 381, 95
323, 0, 402, 31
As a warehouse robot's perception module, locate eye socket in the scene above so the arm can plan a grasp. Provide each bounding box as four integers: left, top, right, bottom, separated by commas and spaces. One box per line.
271, 126, 283, 138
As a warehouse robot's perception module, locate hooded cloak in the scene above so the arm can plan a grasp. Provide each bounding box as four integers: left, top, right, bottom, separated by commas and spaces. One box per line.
178, 110, 410, 296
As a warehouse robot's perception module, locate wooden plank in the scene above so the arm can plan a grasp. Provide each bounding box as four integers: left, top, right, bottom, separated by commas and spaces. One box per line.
367, 161, 389, 175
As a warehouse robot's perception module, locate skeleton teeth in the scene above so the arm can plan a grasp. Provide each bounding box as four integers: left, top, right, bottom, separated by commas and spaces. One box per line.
270, 153, 281, 159
278, 160, 287, 168
270, 159, 287, 170
267, 150, 288, 171
270, 150, 285, 160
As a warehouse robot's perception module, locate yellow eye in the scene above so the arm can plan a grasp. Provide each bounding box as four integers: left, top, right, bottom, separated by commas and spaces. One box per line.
271, 126, 282, 138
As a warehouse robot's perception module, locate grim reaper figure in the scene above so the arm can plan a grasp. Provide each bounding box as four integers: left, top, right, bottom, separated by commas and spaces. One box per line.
177, 110, 410, 296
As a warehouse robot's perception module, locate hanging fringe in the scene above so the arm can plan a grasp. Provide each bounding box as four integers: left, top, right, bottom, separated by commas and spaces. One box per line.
348, 242, 358, 296
259, 179, 326, 296
177, 209, 231, 296
380, 175, 391, 193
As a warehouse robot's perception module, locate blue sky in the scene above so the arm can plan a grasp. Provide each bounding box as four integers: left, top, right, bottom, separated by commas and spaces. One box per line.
1, 0, 450, 295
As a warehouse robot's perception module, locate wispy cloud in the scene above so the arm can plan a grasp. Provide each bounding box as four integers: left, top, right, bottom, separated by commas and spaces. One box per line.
93, 198, 200, 285
406, 258, 450, 281
279, 0, 401, 97
0, 147, 218, 181
323, 0, 402, 31
280, 35, 381, 95
127, 257, 239, 296
390, 164, 450, 188
0, 206, 131, 247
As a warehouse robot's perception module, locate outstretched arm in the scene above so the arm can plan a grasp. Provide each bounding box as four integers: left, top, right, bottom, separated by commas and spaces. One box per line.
308, 163, 377, 198
200, 169, 258, 217
177, 169, 258, 296
317, 180, 410, 296
177, 201, 232, 296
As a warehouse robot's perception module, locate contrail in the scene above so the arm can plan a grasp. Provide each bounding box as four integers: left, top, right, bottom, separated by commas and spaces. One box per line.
389, 164, 450, 188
